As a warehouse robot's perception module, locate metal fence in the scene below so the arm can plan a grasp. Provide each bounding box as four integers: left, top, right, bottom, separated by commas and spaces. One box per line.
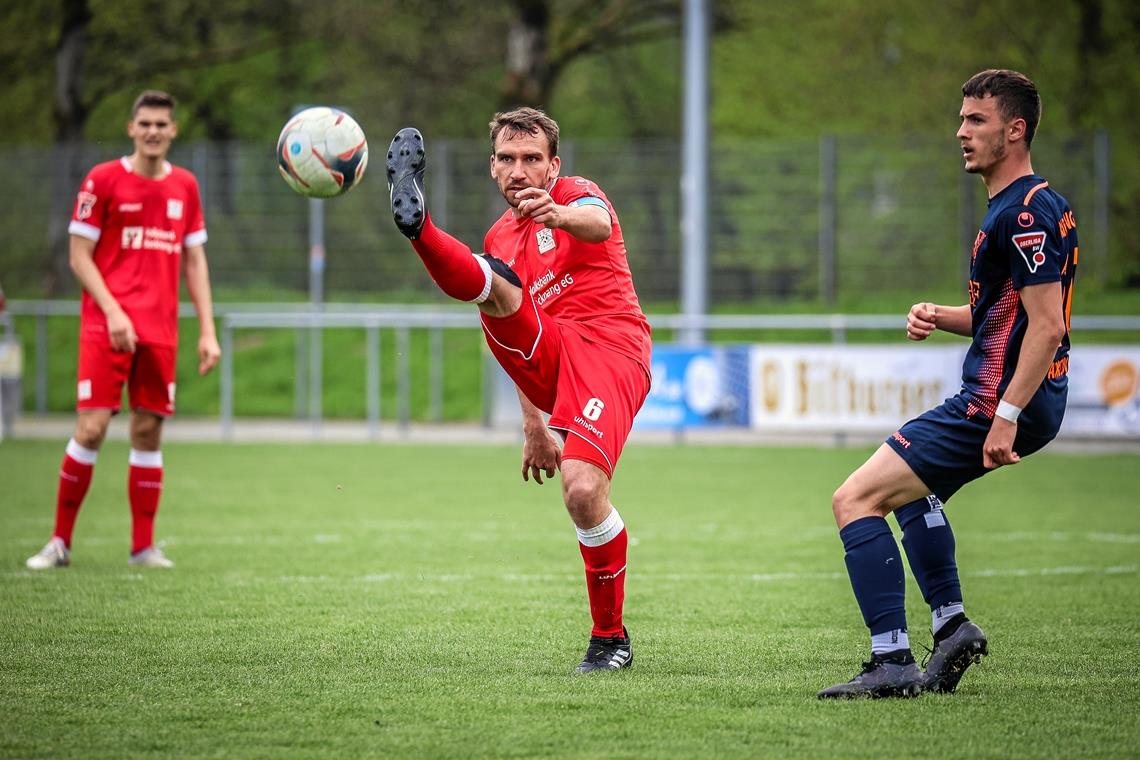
8, 301, 1140, 440
0, 133, 1114, 303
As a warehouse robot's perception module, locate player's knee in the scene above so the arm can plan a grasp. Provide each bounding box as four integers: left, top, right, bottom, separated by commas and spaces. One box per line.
74, 413, 109, 449
831, 484, 859, 527
561, 464, 609, 524
129, 412, 163, 450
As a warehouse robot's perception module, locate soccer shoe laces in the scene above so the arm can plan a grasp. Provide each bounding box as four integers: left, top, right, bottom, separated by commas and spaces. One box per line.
918, 635, 936, 669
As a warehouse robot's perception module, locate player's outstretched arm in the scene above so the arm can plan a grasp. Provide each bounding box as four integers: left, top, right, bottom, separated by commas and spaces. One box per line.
183, 244, 221, 375
69, 235, 136, 352
982, 281, 1065, 469
514, 187, 611, 243
517, 387, 561, 485
906, 302, 971, 340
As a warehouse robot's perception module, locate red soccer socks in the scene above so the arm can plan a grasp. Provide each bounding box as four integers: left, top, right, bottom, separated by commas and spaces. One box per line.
576, 508, 628, 638
53, 439, 97, 547
128, 449, 164, 554
411, 215, 492, 303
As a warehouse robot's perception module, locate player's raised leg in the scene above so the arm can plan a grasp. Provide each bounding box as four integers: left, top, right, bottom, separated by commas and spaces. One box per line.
818, 444, 928, 699
386, 128, 501, 304
894, 496, 988, 692
562, 460, 632, 673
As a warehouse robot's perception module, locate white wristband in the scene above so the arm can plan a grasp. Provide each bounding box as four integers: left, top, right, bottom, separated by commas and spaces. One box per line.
995, 400, 1022, 423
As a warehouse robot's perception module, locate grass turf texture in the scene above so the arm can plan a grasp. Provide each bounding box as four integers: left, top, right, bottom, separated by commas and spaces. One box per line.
2, 441, 1138, 758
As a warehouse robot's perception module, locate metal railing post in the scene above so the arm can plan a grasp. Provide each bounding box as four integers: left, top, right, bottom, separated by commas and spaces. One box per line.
35, 309, 47, 414
220, 319, 234, 441
366, 324, 380, 440
396, 326, 410, 433
430, 327, 443, 423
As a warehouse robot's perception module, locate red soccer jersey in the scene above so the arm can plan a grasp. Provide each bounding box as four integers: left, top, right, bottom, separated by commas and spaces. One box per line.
483, 175, 651, 372
68, 157, 207, 347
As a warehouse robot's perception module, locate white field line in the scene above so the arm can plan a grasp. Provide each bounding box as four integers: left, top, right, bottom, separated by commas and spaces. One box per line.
12, 530, 1139, 548
344, 563, 1140, 585
8, 564, 1135, 584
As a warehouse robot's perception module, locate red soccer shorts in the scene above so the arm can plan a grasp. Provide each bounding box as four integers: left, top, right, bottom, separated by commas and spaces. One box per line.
76, 340, 176, 417
480, 296, 650, 478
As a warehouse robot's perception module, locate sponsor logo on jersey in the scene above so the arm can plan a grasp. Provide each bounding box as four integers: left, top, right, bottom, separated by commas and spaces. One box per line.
167, 199, 184, 220
122, 226, 144, 249
119, 202, 143, 213
1017, 211, 1035, 228
1012, 231, 1047, 273
76, 191, 97, 220
536, 227, 555, 254
572, 415, 605, 439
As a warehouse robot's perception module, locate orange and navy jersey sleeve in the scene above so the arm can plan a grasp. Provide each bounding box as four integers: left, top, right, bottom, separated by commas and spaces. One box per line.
68, 163, 115, 243
997, 189, 1067, 291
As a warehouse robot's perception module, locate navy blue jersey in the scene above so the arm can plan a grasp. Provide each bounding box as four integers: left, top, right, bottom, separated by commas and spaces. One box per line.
962, 174, 1077, 422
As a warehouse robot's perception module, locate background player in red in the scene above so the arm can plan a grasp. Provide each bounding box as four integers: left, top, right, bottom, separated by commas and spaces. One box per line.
818, 70, 1077, 698
386, 108, 652, 672
26, 90, 220, 570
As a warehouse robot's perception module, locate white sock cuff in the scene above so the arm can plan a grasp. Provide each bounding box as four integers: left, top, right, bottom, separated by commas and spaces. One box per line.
576, 507, 625, 548
65, 438, 98, 465
468, 254, 493, 304
129, 449, 163, 468
870, 629, 910, 655
932, 602, 965, 633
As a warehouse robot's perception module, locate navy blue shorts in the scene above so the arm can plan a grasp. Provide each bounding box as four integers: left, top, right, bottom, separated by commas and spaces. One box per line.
884, 393, 1060, 502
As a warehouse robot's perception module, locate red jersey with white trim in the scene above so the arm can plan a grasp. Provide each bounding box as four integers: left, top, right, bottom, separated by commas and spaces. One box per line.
483, 175, 652, 373
69, 157, 207, 347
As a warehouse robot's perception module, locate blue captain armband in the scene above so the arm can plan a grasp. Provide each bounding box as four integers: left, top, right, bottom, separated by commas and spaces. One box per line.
568, 196, 608, 211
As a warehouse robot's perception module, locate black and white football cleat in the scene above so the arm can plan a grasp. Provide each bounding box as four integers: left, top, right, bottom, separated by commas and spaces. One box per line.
575, 627, 633, 673
386, 127, 427, 239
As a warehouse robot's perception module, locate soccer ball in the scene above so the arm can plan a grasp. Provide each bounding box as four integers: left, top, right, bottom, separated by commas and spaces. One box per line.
276, 107, 369, 198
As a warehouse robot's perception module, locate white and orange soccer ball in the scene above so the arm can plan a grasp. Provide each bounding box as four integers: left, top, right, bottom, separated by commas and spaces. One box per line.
276, 107, 368, 198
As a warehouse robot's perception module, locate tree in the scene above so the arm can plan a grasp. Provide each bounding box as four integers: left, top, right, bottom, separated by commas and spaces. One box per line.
500, 0, 688, 110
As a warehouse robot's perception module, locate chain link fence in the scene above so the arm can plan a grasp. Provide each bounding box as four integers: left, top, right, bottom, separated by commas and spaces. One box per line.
0, 133, 1112, 303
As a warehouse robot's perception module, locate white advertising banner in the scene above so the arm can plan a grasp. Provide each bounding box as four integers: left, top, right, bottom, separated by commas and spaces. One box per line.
1059, 347, 1140, 438
748, 344, 1140, 439
748, 345, 966, 433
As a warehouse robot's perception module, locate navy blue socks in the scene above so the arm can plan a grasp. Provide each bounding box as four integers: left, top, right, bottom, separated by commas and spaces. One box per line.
895, 496, 966, 635
840, 515, 908, 653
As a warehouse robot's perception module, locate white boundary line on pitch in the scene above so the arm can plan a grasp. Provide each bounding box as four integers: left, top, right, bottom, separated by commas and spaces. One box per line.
10, 530, 1140, 548
7, 564, 1136, 583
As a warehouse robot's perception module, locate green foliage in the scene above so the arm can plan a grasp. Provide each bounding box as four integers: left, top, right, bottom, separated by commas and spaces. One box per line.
2, 441, 1139, 757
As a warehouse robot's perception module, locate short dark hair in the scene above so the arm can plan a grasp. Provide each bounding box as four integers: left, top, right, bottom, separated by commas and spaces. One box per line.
961, 69, 1041, 148
489, 107, 559, 157
131, 90, 176, 119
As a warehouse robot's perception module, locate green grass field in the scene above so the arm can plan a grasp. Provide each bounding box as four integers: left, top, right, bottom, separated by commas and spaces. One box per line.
2, 440, 1138, 758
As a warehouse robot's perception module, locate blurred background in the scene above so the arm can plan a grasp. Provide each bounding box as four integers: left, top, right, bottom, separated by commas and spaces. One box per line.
0, 0, 1136, 434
